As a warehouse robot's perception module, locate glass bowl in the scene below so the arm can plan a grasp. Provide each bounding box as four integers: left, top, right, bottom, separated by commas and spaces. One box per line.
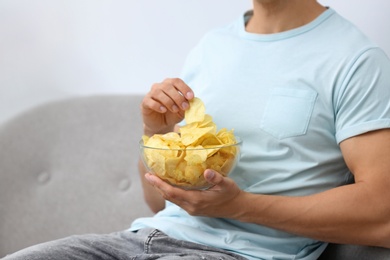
140, 137, 242, 190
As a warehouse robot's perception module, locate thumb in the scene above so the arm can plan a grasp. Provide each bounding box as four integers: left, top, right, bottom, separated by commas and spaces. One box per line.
204, 169, 224, 186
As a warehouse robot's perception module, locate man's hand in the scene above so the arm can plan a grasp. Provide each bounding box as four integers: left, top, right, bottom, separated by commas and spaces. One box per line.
145, 169, 244, 218
141, 78, 194, 136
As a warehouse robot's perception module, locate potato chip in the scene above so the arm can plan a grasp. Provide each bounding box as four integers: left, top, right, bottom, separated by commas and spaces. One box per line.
141, 97, 240, 189
184, 146, 208, 165
185, 97, 205, 124
180, 125, 216, 146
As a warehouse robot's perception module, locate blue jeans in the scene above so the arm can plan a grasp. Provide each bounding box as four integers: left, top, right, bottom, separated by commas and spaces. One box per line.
2, 228, 248, 260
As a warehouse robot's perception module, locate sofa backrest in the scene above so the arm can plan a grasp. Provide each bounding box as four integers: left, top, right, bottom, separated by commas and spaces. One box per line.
0, 95, 153, 257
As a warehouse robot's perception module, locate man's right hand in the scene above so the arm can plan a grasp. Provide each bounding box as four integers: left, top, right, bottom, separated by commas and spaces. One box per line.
141, 78, 194, 136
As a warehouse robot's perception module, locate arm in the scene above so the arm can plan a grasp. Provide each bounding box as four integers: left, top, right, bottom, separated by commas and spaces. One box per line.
145, 129, 390, 247
139, 78, 194, 213
138, 158, 165, 213
235, 129, 390, 247
138, 124, 182, 213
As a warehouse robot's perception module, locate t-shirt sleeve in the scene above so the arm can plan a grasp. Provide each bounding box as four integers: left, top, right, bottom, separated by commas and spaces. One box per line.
335, 47, 390, 144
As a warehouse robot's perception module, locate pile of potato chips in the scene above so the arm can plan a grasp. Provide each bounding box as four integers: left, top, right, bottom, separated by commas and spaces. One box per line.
141, 97, 239, 189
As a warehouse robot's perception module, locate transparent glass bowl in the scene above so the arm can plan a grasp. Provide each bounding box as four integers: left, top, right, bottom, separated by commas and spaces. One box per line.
140, 138, 242, 190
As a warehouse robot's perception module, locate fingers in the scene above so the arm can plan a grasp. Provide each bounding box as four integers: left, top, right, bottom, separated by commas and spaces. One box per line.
145, 170, 241, 218
144, 78, 194, 114
145, 173, 187, 202
204, 169, 224, 186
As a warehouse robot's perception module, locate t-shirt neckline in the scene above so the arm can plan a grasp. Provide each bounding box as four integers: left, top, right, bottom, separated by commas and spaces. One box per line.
239, 8, 335, 41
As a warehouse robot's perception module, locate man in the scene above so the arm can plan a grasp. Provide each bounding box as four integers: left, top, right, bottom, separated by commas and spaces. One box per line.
5, 0, 390, 259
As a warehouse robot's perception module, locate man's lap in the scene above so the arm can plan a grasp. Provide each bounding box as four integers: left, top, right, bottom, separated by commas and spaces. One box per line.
2, 228, 247, 260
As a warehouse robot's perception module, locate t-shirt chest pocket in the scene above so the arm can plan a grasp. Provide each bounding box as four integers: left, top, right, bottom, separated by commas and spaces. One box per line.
260, 87, 318, 139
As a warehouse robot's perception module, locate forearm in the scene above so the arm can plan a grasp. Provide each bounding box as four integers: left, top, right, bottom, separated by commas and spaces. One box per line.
138, 159, 165, 213
140, 123, 180, 212
140, 122, 177, 212
234, 182, 390, 248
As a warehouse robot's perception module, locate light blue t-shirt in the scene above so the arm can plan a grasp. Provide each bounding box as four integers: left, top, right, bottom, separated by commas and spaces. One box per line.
131, 8, 390, 260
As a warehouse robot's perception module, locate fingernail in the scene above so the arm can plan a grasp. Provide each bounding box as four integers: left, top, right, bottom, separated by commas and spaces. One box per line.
205, 170, 215, 179
159, 106, 167, 112
186, 92, 194, 99
181, 102, 189, 110
172, 105, 179, 112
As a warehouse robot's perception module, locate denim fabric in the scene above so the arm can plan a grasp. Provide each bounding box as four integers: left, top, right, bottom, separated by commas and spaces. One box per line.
2, 228, 248, 260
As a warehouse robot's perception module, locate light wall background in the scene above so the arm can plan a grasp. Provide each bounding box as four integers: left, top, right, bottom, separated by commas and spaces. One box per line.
1, 0, 389, 124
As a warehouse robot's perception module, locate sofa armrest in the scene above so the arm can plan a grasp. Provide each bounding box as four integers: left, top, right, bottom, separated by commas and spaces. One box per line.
319, 243, 390, 260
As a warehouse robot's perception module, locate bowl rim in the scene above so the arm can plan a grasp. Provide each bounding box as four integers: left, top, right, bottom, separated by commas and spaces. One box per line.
139, 136, 242, 151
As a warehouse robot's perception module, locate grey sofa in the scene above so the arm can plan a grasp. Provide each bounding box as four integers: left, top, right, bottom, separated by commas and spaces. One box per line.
0, 95, 389, 259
